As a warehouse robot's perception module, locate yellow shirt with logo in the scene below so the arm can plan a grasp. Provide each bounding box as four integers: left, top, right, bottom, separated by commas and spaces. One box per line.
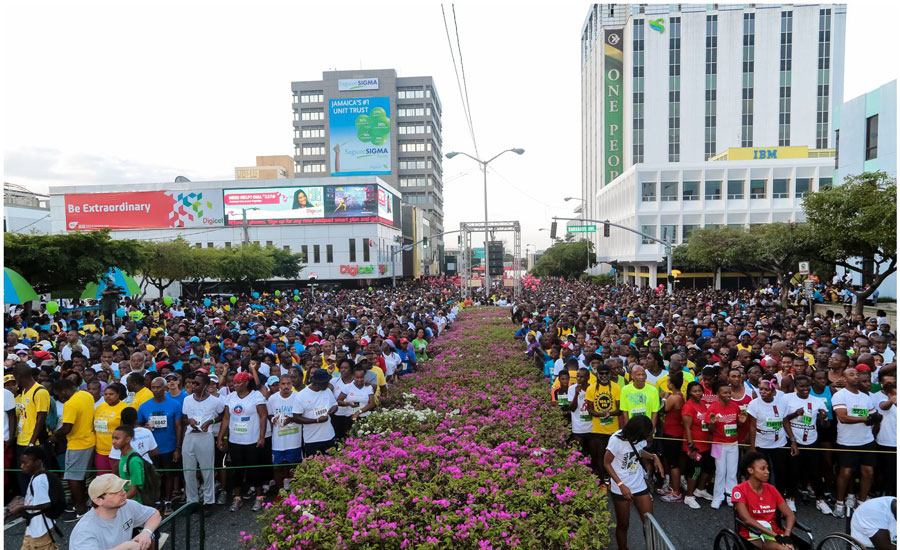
15, 384, 51, 447
62, 391, 97, 450
93, 402, 133, 455
655, 370, 696, 396
586, 382, 621, 434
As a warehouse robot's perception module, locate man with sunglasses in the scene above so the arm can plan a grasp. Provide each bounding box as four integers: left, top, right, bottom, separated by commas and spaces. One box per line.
69, 473, 161, 550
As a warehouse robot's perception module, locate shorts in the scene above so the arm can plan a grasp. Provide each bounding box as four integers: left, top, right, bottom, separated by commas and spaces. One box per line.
63, 447, 95, 481
837, 441, 878, 470
303, 439, 335, 457
610, 488, 649, 501
690, 449, 715, 475
154, 451, 176, 473
272, 448, 303, 465
21, 532, 59, 550
661, 435, 683, 465
94, 453, 114, 476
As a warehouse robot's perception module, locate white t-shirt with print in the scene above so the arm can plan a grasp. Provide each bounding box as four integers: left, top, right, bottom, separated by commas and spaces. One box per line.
850, 496, 897, 548
747, 395, 788, 449
607, 431, 648, 495
341, 383, 374, 418
331, 378, 355, 417
784, 393, 826, 445
832, 388, 876, 446
223, 390, 266, 445
567, 385, 592, 434
870, 391, 897, 447
109, 427, 157, 462
181, 394, 224, 436
24, 473, 52, 537
267, 392, 302, 451
4, 388, 14, 442
296, 387, 337, 444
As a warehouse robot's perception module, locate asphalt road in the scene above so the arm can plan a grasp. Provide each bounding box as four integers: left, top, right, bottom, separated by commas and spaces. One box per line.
4, 490, 849, 550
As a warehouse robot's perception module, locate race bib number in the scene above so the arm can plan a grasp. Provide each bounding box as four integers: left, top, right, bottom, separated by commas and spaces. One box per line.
190, 415, 204, 431
579, 412, 591, 422
313, 407, 328, 418
277, 425, 299, 437
352, 402, 363, 414
801, 414, 813, 426
851, 407, 869, 418
631, 407, 647, 417
765, 417, 782, 430
724, 423, 737, 437
701, 421, 709, 432
600, 415, 615, 425
94, 419, 109, 434
232, 420, 249, 434
149, 415, 168, 429
558, 397, 569, 407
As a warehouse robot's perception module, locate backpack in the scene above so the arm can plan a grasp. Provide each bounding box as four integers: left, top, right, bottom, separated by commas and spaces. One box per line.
125, 452, 162, 505
26, 471, 66, 541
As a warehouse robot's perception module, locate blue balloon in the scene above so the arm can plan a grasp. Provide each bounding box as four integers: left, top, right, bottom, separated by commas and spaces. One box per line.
116, 307, 126, 317
252, 292, 260, 299
203, 298, 211, 307
293, 289, 299, 295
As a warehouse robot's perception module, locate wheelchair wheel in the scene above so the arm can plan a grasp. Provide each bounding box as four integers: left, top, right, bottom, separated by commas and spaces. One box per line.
714, 529, 748, 550
816, 533, 867, 550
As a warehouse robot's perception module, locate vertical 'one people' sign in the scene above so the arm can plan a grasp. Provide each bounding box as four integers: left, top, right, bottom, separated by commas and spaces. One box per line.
329, 97, 391, 176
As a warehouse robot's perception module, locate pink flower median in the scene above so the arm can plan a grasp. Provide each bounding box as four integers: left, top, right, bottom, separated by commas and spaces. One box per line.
248, 308, 610, 549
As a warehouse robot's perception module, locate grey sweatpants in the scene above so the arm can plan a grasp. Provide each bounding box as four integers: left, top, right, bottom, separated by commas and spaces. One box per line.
182, 431, 215, 505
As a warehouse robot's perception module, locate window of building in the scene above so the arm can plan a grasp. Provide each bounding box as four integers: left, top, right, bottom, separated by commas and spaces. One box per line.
661, 225, 677, 244
207, 242, 214, 248
283, 245, 290, 252
866, 114, 879, 160
668, 16, 681, 162
742, 13, 755, 147
795, 178, 811, 197
705, 180, 721, 200
773, 179, 788, 198
224, 242, 231, 248
750, 179, 766, 199
266, 241, 273, 247
779, 11, 793, 146
816, 8, 832, 148
683, 181, 700, 200
300, 91, 324, 103
326, 244, 333, 263
301, 245, 309, 262
301, 109, 325, 121
682, 224, 698, 241
818, 177, 832, 190
705, 15, 718, 159
349, 239, 356, 262
661, 181, 678, 201
727, 180, 744, 199
301, 126, 325, 138
313, 245, 320, 263
633, 19, 645, 164
363, 239, 370, 262
302, 144, 326, 156
641, 181, 656, 202
302, 161, 326, 173
294, 129, 300, 139
641, 225, 656, 245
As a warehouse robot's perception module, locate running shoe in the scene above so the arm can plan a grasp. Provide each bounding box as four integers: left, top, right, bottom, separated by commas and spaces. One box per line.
684, 496, 701, 509
787, 498, 796, 512
230, 498, 242, 513
846, 494, 857, 510
816, 500, 833, 515
726, 496, 733, 507
661, 492, 683, 503
656, 481, 672, 496
710, 499, 723, 509
694, 489, 714, 501
163, 501, 174, 516
216, 490, 227, 505
62, 512, 84, 523
251, 497, 263, 512
833, 502, 845, 518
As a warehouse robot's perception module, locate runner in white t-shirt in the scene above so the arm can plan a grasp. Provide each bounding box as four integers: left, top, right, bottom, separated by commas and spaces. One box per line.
336, 364, 375, 435
181, 372, 223, 506
782, 375, 831, 515
850, 496, 896, 550
295, 369, 338, 457
267, 375, 302, 494
832, 367, 878, 518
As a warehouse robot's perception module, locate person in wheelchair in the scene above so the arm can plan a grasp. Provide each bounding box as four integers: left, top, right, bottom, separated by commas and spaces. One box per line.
732, 451, 804, 550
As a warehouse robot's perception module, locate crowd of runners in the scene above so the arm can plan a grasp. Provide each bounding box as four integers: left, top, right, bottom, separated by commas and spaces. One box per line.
3, 282, 458, 550
514, 280, 896, 550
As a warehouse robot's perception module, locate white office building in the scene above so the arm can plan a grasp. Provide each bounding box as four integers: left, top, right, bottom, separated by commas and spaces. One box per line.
580, 3, 847, 277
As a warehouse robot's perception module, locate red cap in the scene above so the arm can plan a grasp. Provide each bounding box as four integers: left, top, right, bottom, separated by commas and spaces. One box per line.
234, 371, 252, 383
32, 351, 51, 361
854, 364, 872, 373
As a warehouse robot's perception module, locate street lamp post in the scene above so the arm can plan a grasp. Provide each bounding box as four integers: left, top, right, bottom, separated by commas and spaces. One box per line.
446, 148, 524, 297
241, 207, 261, 246
564, 197, 590, 273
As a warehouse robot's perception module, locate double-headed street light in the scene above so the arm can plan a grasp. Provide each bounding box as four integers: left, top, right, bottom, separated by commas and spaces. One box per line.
446, 148, 525, 295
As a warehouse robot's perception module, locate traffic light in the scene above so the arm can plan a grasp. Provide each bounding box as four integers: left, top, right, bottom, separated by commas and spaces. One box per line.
423, 236, 428, 248
487, 241, 504, 277
550, 222, 558, 239
604, 222, 610, 237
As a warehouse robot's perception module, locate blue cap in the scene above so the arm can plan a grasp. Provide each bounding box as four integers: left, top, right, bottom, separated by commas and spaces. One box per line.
189, 336, 200, 343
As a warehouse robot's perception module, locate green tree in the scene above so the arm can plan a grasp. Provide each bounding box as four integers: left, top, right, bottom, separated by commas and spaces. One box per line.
4, 230, 146, 295
531, 239, 596, 278
803, 171, 896, 313
184, 246, 225, 298
681, 226, 760, 282
747, 223, 816, 307
137, 238, 196, 297
216, 244, 275, 289
266, 245, 306, 279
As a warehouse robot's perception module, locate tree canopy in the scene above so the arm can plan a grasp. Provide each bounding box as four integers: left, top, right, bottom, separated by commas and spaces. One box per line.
531, 239, 596, 279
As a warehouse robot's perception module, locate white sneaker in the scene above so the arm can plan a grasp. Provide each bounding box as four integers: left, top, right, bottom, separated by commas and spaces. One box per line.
681, 476, 688, 493
846, 494, 857, 510
787, 498, 797, 512
694, 489, 714, 501
816, 500, 833, 515
711, 499, 723, 509
727, 496, 733, 507
684, 496, 701, 509
833, 502, 845, 518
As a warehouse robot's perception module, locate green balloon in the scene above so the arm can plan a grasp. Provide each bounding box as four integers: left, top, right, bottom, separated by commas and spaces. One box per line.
294, 295, 300, 301
163, 296, 173, 306
230, 296, 237, 304
46, 301, 59, 314
275, 290, 281, 297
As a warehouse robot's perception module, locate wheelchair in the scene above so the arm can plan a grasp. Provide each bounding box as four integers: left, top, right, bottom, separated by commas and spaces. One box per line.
714, 508, 814, 550
814, 505, 869, 550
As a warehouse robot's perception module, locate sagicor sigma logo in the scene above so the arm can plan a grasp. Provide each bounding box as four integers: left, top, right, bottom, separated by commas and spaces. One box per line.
233, 404, 244, 415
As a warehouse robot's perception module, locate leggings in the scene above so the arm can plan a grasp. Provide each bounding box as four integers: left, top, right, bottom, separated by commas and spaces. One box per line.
228, 442, 266, 489
759, 446, 790, 496
790, 444, 824, 500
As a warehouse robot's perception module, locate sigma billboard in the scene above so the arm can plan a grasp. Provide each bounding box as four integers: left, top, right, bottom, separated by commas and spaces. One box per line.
64, 191, 223, 231
223, 184, 400, 227
329, 97, 391, 176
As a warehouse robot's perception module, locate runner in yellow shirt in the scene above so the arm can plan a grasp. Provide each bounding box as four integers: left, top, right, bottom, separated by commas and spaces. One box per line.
51, 379, 96, 517
586, 364, 621, 483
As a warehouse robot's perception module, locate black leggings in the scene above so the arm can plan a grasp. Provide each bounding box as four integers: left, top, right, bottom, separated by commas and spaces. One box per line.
759, 446, 790, 496
791, 444, 824, 500
228, 442, 266, 489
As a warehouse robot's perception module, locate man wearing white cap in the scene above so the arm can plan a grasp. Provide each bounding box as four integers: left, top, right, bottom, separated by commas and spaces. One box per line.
69, 473, 161, 550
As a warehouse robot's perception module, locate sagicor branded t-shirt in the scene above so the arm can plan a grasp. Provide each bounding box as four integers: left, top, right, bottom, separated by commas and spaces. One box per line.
223, 390, 266, 445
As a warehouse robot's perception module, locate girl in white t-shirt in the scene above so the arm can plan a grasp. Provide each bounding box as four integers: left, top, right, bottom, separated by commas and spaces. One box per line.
337, 365, 376, 434
330, 360, 357, 441
604, 415, 665, 550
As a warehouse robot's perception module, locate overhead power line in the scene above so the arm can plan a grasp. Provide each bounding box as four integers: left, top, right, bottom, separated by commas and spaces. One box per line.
441, 4, 479, 157
451, 4, 479, 158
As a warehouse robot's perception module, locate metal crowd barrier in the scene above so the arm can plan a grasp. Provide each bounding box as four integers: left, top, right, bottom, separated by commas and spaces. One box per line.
152, 501, 205, 550
643, 513, 677, 550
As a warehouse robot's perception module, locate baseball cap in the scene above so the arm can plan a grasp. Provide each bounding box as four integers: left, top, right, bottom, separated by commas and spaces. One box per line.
6, 354, 19, 361
233, 371, 252, 384
4, 374, 15, 384
32, 351, 51, 361
266, 375, 280, 386
88, 474, 129, 500
311, 369, 331, 384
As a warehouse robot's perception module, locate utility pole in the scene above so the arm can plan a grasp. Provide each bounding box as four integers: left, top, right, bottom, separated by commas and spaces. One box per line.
241, 207, 260, 246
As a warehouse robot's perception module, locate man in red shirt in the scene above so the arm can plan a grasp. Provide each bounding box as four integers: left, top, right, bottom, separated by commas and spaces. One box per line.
706, 381, 748, 509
